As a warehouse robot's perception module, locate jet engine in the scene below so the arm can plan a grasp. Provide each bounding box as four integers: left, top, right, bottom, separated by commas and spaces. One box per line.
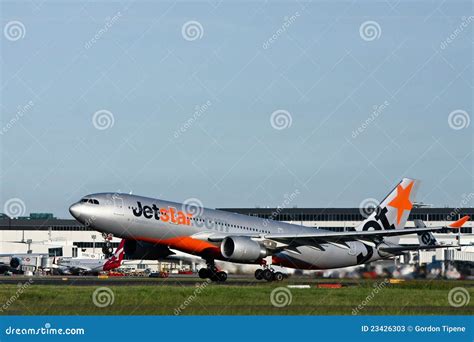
123, 240, 173, 260
9, 257, 21, 269
221, 236, 267, 262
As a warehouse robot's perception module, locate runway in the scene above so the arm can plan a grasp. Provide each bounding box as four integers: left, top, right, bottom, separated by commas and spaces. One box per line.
0, 274, 360, 287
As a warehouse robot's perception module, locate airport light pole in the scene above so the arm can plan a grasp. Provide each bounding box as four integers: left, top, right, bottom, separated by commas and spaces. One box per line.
91, 235, 96, 254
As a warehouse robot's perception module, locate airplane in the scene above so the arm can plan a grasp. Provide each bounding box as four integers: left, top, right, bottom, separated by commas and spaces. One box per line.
69, 178, 470, 282
0, 253, 47, 274
53, 239, 125, 275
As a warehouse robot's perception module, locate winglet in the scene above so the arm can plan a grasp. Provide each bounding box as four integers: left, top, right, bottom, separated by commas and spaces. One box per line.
448, 215, 470, 228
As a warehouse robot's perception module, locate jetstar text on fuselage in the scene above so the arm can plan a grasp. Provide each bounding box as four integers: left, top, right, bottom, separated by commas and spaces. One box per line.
132, 201, 193, 226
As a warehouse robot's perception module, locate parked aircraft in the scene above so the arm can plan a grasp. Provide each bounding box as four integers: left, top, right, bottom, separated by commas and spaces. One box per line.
54, 239, 124, 275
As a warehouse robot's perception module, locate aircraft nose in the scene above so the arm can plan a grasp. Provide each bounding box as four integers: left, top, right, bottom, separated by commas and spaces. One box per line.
69, 203, 82, 219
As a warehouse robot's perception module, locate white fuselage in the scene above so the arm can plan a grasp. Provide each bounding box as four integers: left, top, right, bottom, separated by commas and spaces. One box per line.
69, 193, 384, 269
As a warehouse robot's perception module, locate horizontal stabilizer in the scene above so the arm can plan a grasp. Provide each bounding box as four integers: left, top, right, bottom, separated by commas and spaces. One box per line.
448, 215, 470, 228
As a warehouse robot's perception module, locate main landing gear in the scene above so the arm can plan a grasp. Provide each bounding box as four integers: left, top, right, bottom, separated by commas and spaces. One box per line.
254, 262, 288, 282
198, 260, 227, 282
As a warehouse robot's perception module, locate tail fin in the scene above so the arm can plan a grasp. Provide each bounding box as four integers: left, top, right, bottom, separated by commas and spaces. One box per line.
414, 219, 438, 246
103, 239, 125, 271
356, 178, 420, 231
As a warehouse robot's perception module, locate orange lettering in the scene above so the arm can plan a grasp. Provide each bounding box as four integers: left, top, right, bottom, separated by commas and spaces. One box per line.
160, 208, 169, 222
177, 211, 187, 225
169, 207, 177, 223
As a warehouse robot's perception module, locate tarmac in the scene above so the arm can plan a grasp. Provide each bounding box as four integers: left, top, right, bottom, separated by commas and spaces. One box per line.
0, 274, 360, 287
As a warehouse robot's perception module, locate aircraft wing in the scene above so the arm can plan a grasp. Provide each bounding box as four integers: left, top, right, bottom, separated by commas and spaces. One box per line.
64, 266, 92, 273
264, 226, 455, 244
207, 227, 443, 243
207, 216, 469, 248
378, 244, 466, 253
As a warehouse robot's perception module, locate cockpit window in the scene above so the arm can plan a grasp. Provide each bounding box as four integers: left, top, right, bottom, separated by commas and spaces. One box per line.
80, 198, 99, 205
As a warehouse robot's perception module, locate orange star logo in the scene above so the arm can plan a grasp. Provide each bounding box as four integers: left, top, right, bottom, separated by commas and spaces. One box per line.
388, 181, 414, 224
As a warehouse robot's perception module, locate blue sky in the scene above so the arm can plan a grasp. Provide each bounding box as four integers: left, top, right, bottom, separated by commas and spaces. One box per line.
1, 0, 472, 217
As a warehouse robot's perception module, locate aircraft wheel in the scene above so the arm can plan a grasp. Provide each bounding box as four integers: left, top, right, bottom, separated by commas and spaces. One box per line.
263, 269, 273, 282
9, 257, 20, 269
198, 268, 209, 279
217, 271, 227, 282
255, 269, 263, 280
274, 272, 284, 281
207, 268, 220, 282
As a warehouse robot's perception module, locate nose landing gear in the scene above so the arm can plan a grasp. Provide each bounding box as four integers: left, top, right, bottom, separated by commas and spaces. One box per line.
198, 260, 227, 282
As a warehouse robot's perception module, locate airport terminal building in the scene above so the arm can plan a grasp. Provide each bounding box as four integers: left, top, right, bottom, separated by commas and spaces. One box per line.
0, 207, 473, 273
